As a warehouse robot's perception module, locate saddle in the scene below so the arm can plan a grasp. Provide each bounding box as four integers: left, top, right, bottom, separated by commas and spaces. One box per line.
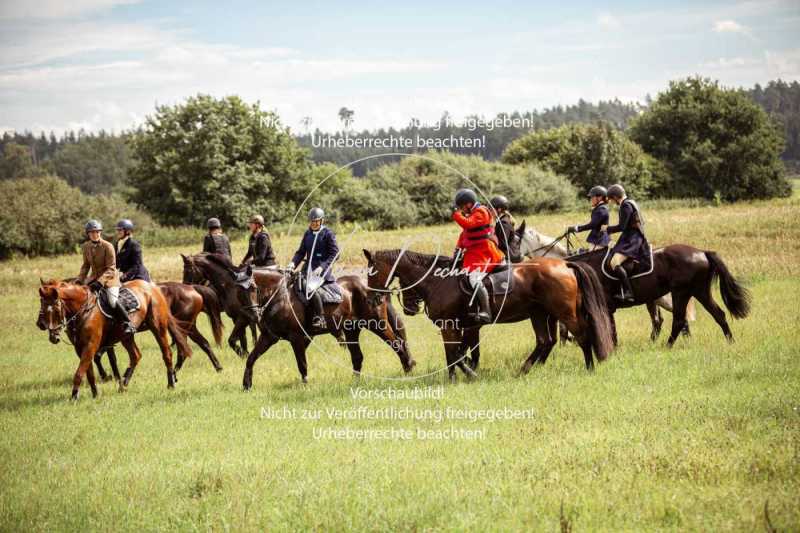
293, 273, 344, 304
458, 263, 515, 296
601, 244, 654, 280
98, 287, 141, 318
233, 264, 254, 289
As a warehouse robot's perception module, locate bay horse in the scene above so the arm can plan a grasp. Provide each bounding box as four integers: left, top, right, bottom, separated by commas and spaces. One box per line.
514, 221, 695, 341
363, 249, 615, 380
69, 282, 226, 381
37, 279, 192, 399
181, 253, 258, 357
563, 244, 751, 346
242, 268, 416, 389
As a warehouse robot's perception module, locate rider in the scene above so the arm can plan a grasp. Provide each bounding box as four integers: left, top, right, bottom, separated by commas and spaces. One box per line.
77, 220, 135, 335
287, 207, 339, 330
567, 186, 610, 251
452, 188, 504, 324
602, 183, 648, 303
202, 217, 232, 259
240, 215, 276, 268
115, 219, 150, 282
490, 195, 516, 256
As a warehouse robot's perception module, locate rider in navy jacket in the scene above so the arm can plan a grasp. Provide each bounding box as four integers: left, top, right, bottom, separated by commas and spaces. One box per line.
115, 219, 150, 282
568, 185, 610, 249
603, 184, 648, 303
288, 208, 339, 329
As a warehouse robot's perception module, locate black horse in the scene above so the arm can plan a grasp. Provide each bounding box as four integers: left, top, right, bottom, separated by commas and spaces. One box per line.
564, 244, 751, 346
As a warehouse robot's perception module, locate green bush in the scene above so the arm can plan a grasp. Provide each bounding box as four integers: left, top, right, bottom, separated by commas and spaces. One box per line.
502, 122, 655, 198
0, 176, 153, 259
336, 152, 576, 229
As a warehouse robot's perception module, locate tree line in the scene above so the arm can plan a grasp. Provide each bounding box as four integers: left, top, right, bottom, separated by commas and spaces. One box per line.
0, 77, 795, 258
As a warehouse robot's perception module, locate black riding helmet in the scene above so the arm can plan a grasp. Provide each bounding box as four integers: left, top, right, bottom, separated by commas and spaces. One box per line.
207, 217, 221, 229
587, 185, 607, 198
607, 184, 626, 199
490, 195, 509, 210
454, 188, 478, 208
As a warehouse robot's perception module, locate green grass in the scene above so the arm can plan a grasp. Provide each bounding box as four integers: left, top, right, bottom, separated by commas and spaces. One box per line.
1, 192, 799, 531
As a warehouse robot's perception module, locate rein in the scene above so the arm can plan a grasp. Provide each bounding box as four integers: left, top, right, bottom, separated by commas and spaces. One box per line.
44, 291, 96, 346
524, 231, 570, 258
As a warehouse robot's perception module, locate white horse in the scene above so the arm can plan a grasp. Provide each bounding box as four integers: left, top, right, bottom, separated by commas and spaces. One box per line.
515, 221, 695, 341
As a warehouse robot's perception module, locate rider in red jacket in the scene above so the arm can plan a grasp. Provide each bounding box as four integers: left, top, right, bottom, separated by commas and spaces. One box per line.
452, 188, 505, 323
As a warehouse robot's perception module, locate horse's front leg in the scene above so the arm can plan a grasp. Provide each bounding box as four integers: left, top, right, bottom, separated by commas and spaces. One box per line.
229, 316, 249, 357
243, 331, 280, 390
107, 346, 121, 382
72, 340, 101, 400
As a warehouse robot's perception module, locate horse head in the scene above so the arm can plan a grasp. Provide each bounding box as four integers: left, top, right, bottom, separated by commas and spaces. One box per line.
38, 279, 69, 344
181, 253, 206, 284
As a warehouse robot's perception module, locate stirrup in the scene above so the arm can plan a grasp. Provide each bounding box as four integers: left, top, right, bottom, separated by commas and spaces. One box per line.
311, 316, 326, 329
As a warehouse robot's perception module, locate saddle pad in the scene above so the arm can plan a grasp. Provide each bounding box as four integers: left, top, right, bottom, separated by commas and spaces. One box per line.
98, 287, 141, 317
293, 275, 343, 304
458, 267, 515, 296
601, 244, 654, 280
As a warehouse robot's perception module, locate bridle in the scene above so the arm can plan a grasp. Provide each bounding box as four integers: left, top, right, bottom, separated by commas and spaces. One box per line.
40, 289, 95, 344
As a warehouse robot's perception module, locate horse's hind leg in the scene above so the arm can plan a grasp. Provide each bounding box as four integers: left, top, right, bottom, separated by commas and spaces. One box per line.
520, 313, 556, 375
107, 346, 121, 382
188, 324, 223, 372
93, 348, 110, 381
693, 285, 734, 342
367, 320, 414, 374
86, 363, 98, 398
647, 301, 663, 342
229, 316, 249, 357
151, 324, 176, 388
666, 290, 691, 347
119, 336, 143, 390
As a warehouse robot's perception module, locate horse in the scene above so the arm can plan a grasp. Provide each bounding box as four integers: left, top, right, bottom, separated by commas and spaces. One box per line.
70, 282, 226, 381
515, 221, 696, 341
557, 245, 750, 346
181, 253, 259, 357
363, 249, 615, 380
242, 267, 416, 389
37, 279, 192, 399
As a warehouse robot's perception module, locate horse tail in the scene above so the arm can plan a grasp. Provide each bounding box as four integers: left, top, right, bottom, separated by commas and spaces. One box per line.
167, 312, 193, 359
567, 261, 614, 361
705, 251, 751, 319
193, 284, 224, 347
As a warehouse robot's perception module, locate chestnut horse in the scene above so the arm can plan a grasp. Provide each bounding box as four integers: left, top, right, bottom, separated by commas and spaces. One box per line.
363, 249, 615, 380
37, 279, 191, 399
68, 281, 225, 381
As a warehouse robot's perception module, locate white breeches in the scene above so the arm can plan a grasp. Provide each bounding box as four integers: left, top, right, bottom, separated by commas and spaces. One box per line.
106, 286, 120, 307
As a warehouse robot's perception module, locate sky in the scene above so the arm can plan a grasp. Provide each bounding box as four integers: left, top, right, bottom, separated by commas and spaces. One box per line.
0, 0, 798, 135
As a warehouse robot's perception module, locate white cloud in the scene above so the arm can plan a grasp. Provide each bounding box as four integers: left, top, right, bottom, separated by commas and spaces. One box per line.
0, 0, 140, 20
597, 13, 621, 29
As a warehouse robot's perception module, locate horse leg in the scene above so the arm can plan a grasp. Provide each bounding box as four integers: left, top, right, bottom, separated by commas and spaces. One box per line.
344, 328, 364, 376
86, 362, 98, 398
107, 346, 121, 382
93, 348, 110, 382
666, 291, 691, 348
119, 336, 143, 390
647, 301, 663, 342
72, 337, 101, 400
609, 312, 619, 346
463, 328, 480, 371
535, 315, 559, 366
229, 316, 249, 357
151, 321, 176, 389
520, 313, 555, 375
440, 328, 466, 382
693, 285, 734, 343
290, 336, 311, 384
366, 321, 415, 374
188, 324, 223, 372
242, 331, 279, 390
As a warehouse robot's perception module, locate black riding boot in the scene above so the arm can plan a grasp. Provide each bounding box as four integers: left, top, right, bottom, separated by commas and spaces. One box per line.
311, 292, 326, 330
613, 266, 635, 303
472, 283, 492, 324
114, 303, 136, 335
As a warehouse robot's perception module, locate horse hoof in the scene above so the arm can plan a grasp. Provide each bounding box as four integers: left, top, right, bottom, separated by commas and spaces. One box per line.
216, 367, 223, 373
301, 377, 308, 384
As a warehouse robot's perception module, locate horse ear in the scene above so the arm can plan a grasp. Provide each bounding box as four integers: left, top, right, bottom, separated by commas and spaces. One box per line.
517, 220, 526, 234
180, 253, 187, 262
363, 249, 372, 261
40, 277, 45, 286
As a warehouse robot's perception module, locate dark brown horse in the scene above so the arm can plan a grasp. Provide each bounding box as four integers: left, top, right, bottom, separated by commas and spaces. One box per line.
564, 244, 751, 346
363, 249, 615, 380
181, 253, 259, 356
76, 282, 226, 381
37, 279, 192, 399
242, 268, 416, 389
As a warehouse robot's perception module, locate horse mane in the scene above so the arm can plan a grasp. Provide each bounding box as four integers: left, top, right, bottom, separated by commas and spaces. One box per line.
374, 249, 452, 269
199, 252, 243, 275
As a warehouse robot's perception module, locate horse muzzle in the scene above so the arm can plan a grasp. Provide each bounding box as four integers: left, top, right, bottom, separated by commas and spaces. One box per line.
48, 330, 61, 344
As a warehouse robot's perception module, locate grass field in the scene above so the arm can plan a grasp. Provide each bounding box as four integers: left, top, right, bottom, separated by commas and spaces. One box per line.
1, 189, 799, 531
